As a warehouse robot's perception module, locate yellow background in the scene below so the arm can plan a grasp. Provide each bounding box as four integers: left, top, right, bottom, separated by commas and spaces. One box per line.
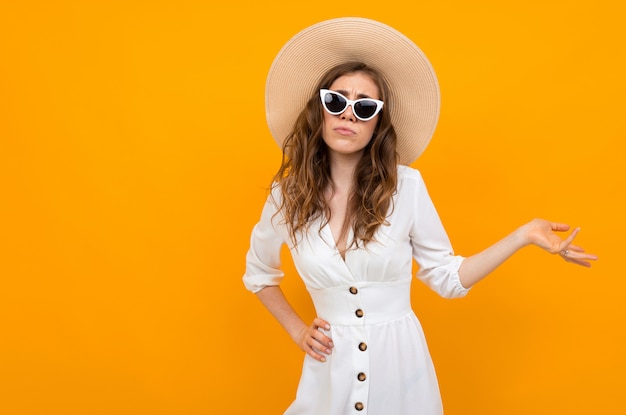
1, 1, 624, 414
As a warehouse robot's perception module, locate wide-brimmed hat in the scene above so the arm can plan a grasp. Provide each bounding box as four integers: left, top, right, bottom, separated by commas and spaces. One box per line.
265, 17, 440, 165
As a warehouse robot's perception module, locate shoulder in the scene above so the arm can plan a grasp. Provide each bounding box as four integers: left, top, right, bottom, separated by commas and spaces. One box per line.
397, 165, 426, 187
257, 183, 283, 224
269, 182, 283, 205
395, 165, 430, 205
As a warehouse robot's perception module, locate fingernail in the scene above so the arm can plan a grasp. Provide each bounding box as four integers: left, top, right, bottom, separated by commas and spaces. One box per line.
324, 324, 330, 330
320, 357, 326, 362
326, 348, 331, 354
328, 341, 334, 347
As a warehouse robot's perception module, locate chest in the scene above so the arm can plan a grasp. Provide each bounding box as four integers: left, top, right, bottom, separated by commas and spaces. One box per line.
326, 191, 350, 257
288, 216, 414, 289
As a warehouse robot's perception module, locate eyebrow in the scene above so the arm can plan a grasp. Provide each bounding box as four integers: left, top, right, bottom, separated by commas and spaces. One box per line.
333, 89, 377, 100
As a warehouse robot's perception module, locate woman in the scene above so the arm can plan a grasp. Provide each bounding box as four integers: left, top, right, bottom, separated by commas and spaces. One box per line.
243, 18, 596, 415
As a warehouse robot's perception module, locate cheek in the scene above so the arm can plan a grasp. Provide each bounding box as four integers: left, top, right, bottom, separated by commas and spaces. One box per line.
322, 111, 333, 125
366, 120, 379, 138
321, 113, 332, 137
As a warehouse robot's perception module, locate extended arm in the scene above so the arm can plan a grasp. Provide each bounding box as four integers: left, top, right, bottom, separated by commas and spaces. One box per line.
458, 219, 598, 289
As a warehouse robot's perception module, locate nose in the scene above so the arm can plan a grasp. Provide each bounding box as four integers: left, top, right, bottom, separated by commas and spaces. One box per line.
340, 104, 356, 122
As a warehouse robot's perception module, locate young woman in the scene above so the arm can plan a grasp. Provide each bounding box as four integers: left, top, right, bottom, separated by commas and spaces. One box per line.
243, 18, 596, 415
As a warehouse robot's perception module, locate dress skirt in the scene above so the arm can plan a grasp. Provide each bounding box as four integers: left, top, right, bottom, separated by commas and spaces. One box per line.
284, 280, 443, 415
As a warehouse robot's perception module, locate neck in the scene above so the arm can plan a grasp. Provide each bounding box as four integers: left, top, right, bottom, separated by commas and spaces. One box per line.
328, 151, 362, 192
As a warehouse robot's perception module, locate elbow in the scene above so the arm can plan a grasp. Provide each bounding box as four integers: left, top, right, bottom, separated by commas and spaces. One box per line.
441, 284, 470, 299
417, 256, 470, 299
417, 270, 471, 299
458, 275, 473, 291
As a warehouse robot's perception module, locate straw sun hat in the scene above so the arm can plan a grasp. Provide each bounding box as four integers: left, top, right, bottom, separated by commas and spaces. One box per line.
265, 17, 440, 165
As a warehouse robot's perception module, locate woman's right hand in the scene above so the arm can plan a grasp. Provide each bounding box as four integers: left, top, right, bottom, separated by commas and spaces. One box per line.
294, 317, 333, 362
254, 287, 334, 362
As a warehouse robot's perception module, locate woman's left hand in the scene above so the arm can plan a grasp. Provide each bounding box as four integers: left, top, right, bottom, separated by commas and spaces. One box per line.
523, 219, 598, 267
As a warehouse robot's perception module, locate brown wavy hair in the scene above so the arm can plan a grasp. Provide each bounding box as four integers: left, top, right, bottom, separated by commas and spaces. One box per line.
271, 62, 398, 250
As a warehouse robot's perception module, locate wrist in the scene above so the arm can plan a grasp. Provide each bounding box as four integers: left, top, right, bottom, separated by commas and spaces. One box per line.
288, 321, 308, 344
514, 222, 534, 248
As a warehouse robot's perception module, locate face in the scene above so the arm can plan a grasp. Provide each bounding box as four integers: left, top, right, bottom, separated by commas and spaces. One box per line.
321, 72, 380, 161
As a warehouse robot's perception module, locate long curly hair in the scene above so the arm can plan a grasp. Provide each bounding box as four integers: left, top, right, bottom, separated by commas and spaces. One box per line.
272, 62, 398, 250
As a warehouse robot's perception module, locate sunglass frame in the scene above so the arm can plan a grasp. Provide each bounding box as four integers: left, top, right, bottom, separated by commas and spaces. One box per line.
319, 89, 384, 121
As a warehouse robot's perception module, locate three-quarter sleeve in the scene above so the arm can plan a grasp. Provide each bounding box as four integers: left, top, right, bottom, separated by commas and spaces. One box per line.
407, 170, 470, 299
242, 191, 286, 293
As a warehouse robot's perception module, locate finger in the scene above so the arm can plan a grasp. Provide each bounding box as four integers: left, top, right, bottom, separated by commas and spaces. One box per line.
568, 258, 593, 268
306, 333, 332, 360
559, 227, 580, 251
312, 317, 333, 348
561, 248, 595, 259
313, 317, 331, 331
560, 248, 598, 267
306, 345, 327, 362
566, 244, 585, 253
573, 252, 599, 262
550, 222, 571, 232
310, 329, 334, 351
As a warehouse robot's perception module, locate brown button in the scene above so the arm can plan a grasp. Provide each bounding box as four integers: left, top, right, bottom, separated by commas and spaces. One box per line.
357, 372, 366, 382
358, 342, 367, 351
349, 286, 358, 295
355, 402, 364, 411
355, 309, 364, 318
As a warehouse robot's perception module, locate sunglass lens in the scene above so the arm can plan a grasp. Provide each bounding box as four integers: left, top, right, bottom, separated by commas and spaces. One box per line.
354, 101, 378, 120
324, 92, 347, 113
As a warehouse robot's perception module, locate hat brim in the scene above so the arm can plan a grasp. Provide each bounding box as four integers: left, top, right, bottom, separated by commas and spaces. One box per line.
265, 17, 440, 165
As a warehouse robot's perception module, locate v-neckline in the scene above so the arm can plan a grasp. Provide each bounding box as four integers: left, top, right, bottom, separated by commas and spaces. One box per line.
321, 220, 353, 263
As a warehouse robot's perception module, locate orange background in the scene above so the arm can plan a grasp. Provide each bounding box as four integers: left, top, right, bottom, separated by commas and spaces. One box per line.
1, 1, 624, 414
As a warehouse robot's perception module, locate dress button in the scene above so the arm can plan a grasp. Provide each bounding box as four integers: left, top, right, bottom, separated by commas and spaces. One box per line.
355, 309, 364, 318
357, 372, 367, 382
349, 286, 358, 295
355, 402, 364, 411
358, 342, 367, 351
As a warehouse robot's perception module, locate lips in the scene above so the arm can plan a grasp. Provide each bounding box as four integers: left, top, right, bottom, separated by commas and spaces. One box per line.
334, 126, 356, 135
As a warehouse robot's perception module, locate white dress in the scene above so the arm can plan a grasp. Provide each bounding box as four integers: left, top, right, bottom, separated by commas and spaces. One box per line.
243, 166, 470, 415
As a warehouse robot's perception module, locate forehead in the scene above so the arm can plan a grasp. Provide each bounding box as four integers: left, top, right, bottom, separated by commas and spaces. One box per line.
329, 72, 380, 98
